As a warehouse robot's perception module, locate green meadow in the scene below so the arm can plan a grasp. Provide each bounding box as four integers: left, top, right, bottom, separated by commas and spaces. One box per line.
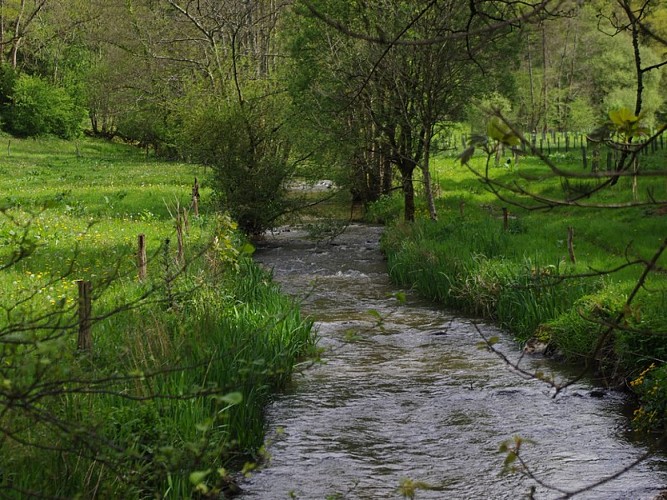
0, 136, 315, 498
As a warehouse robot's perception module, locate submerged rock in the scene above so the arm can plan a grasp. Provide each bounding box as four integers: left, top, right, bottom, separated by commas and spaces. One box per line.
523, 337, 551, 355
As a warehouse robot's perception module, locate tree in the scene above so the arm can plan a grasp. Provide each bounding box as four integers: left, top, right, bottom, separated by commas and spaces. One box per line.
511, 1, 664, 132
0, 0, 48, 68
291, 0, 531, 222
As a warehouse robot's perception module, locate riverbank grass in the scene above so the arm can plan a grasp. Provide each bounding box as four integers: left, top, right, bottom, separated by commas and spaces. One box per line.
374, 148, 667, 431
0, 135, 315, 497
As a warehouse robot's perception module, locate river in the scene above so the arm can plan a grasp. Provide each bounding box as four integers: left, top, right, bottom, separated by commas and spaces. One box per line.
240, 223, 666, 499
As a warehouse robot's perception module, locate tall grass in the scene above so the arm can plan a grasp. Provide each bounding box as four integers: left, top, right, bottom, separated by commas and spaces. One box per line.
377, 149, 667, 381
0, 136, 316, 497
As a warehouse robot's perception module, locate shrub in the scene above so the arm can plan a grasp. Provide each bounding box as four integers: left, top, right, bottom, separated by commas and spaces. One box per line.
174, 91, 295, 235
366, 193, 404, 224
4, 74, 85, 138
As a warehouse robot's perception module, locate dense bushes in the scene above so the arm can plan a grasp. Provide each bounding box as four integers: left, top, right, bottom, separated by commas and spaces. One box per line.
173, 90, 296, 235
3, 74, 85, 139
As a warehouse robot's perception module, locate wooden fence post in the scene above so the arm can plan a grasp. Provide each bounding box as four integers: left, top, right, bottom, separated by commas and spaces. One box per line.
77, 280, 92, 352
183, 207, 190, 233
459, 201, 465, 217
192, 177, 200, 217
137, 233, 147, 281
567, 227, 576, 264
502, 207, 509, 231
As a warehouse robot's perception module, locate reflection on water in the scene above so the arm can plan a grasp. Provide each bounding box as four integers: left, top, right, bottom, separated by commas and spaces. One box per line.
240, 224, 666, 499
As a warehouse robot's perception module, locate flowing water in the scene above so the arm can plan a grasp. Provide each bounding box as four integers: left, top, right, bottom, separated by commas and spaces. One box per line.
240, 223, 666, 499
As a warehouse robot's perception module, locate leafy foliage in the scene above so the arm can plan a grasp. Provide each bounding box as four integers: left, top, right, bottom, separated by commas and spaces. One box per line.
487, 116, 521, 147
4, 74, 85, 139
607, 107, 649, 142
175, 90, 295, 235
630, 363, 667, 433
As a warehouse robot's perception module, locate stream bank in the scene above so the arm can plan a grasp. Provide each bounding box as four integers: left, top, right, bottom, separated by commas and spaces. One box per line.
240, 223, 666, 499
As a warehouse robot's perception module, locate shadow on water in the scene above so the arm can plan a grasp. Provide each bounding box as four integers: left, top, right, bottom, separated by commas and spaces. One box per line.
240, 223, 667, 499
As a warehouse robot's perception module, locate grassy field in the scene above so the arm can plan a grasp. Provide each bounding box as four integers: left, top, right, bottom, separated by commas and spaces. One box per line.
374, 142, 667, 432
0, 136, 315, 497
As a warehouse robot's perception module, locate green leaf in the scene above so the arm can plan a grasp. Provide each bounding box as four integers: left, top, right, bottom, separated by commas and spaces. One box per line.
220, 391, 243, 406
242, 462, 256, 476
189, 469, 212, 485
240, 242, 255, 255
609, 107, 637, 127
487, 117, 520, 146
504, 451, 517, 467
368, 309, 382, 320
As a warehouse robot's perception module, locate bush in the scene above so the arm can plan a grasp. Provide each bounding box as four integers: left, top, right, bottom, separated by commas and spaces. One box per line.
366, 193, 404, 224
4, 74, 85, 138
175, 91, 295, 235
546, 284, 667, 370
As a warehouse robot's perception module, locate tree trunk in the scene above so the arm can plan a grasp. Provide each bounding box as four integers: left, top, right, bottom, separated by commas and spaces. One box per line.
0, 0, 5, 64
527, 33, 536, 132
381, 152, 392, 195
400, 166, 415, 223
421, 132, 437, 221
541, 22, 549, 133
